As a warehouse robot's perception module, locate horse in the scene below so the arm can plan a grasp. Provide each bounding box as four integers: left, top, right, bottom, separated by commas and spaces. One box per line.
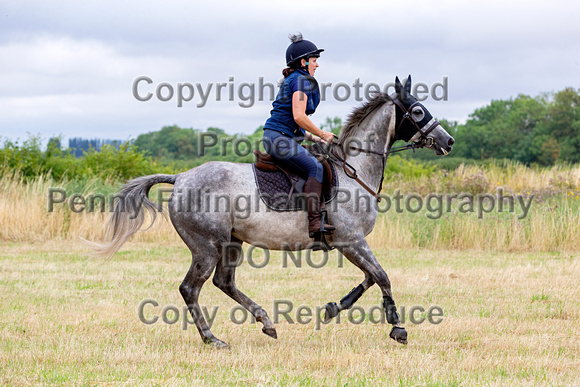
88, 75, 454, 348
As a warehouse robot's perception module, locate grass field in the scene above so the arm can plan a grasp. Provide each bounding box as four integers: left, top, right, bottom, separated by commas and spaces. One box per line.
1, 162, 579, 385
1, 241, 578, 385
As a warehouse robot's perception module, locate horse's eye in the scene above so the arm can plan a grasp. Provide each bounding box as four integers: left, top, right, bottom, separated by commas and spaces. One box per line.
412, 108, 425, 121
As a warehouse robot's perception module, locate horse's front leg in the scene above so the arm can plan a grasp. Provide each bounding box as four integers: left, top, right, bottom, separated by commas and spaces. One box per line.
336, 238, 408, 344
323, 274, 374, 321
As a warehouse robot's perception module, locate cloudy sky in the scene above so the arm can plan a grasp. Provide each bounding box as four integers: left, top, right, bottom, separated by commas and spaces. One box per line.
1, 0, 579, 145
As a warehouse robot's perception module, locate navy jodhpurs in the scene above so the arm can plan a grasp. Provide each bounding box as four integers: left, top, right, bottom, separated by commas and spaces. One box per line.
262, 129, 324, 183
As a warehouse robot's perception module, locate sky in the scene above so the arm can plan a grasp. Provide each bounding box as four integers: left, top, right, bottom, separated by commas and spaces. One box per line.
1, 0, 579, 146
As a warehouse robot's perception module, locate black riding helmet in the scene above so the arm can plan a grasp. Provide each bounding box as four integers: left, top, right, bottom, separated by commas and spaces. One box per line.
285, 32, 324, 67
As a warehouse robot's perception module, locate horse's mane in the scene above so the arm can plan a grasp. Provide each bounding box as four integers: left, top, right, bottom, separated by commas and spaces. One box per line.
337, 93, 392, 148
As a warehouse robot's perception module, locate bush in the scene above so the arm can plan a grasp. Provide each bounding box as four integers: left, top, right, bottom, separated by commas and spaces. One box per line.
385, 155, 436, 180
0, 136, 168, 183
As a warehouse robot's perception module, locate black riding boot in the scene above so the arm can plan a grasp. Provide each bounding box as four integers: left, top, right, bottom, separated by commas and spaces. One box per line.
304, 177, 335, 237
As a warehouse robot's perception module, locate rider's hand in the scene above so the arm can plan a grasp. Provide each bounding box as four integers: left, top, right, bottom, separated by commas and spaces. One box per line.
320, 131, 335, 143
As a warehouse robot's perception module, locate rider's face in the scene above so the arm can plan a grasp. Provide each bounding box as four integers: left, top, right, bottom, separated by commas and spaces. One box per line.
302, 57, 319, 76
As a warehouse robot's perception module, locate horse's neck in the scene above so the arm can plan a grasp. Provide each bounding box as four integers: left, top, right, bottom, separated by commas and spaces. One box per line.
346, 103, 395, 190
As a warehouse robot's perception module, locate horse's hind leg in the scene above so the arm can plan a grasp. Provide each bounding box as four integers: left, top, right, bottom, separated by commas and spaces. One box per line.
179, 245, 228, 349
323, 273, 374, 322
212, 236, 277, 339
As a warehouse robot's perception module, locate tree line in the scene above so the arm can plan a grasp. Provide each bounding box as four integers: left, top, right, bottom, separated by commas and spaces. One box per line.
1, 87, 578, 183
129, 87, 580, 168
410, 87, 580, 166
68, 138, 121, 157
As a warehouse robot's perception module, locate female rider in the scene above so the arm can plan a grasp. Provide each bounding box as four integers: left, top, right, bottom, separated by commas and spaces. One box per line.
262, 33, 335, 240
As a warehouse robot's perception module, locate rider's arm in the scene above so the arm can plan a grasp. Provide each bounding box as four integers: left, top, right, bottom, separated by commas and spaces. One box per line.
304, 132, 320, 143
292, 91, 334, 142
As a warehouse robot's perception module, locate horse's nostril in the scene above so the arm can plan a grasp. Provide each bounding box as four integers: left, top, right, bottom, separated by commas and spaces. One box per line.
448, 137, 455, 147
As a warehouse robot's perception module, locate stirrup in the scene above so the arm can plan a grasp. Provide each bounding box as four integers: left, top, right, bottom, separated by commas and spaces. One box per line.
308, 208, 335, 237
310, 233, 334, 252
310, 209, 335, 251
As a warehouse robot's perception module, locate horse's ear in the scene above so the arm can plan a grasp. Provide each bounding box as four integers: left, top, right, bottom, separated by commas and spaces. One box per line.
395, 76, 403, 95
404, 75, 412, 94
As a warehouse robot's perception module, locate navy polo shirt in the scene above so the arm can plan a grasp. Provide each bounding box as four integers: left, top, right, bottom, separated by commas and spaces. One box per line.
263, 69, 321, 139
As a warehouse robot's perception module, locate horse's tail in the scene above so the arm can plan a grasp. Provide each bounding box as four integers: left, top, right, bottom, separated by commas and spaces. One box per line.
83, 173, 177, 258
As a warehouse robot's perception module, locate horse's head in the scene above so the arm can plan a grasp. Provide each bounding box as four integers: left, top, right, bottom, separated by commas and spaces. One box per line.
392, 75, 454, 155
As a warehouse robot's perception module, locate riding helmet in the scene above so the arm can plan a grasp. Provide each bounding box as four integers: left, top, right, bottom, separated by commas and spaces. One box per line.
285, 32, 324, 67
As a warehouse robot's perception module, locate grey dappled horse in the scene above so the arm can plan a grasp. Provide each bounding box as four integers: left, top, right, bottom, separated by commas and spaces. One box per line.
90, 76, 454, 348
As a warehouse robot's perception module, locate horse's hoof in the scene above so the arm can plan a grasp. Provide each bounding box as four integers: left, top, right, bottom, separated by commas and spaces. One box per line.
262, 327, 278, 339
324, 302, 339, 322
206, 338, 230, 349
389, 326, 407, 345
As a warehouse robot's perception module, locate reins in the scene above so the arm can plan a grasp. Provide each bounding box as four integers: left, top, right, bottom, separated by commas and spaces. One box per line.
325, 144, 384, 201
323, 95, 440, 202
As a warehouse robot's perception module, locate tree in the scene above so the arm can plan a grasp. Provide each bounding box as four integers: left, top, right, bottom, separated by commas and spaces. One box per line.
320, 117, 343, 136
549, 88, 580, 163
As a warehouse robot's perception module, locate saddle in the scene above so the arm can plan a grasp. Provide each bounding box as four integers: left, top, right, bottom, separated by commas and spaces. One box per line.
252, 144, 338, 211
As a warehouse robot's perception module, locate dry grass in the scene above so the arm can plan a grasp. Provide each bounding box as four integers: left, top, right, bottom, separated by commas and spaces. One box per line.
0, 241, 578, 385
385, 161, 580, 197
0, 172, 180, 243
1, 164, 579, 384
2, 163, 579, 252
368, 161, 580, 251
367, 197, 580, 251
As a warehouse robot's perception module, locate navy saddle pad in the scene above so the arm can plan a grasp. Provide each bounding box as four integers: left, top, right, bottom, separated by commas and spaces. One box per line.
252, 163, 339, 211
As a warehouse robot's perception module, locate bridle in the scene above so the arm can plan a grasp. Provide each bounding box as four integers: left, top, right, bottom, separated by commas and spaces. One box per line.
349, 94, 440, 157
326, 94, 441, 202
